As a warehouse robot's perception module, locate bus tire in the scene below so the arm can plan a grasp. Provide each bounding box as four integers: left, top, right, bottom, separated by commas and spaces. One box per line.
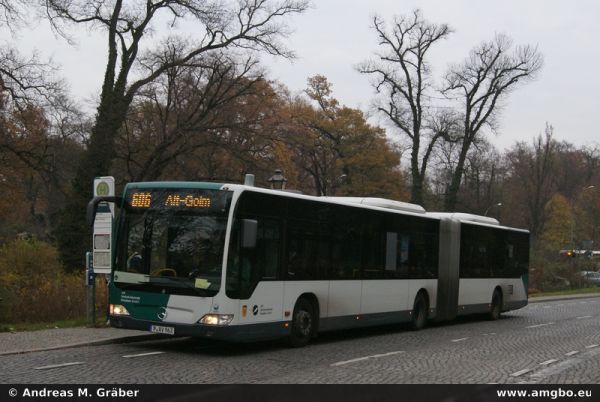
489, 289, 502, 321
410, 292, 428, 331
289, 298, 315, 347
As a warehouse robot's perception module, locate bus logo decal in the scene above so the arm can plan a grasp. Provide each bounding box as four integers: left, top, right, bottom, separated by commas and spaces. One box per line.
157, 307, 168, 321
252, 305, 258, 316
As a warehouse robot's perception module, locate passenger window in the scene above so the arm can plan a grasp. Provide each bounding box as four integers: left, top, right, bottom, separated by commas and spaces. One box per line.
226, 217, 281, 299
258, 221, 280, 279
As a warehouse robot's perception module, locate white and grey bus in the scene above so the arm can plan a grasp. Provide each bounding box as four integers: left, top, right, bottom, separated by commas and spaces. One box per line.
89, 180, 529, 346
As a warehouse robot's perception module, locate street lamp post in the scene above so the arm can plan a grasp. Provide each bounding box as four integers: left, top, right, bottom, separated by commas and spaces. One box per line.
268, 169, 288, 190
484, 202, 502, 217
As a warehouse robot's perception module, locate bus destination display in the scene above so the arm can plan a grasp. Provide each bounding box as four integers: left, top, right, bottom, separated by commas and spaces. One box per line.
129, 191, 212, 209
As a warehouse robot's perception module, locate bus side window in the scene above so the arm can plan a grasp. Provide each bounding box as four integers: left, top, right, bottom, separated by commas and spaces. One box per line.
507, 232, 529, 278
259, 222, 280, 279
287, 234, 301, 278
286, 226, 327, 280
381, 232, 408, 279
461, 225, 480, 278
246, 219, 281, 282
226, 218, 281, 299
330, 228, 361, 279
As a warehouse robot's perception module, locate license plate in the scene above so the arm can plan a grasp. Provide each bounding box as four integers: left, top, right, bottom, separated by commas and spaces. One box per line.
150, 325, 175, 335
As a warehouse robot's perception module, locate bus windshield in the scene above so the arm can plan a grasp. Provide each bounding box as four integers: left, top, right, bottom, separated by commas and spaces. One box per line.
114, 188, 232, 297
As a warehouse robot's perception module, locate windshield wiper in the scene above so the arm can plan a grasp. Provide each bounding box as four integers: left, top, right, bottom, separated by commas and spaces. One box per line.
148, 276, 212, 296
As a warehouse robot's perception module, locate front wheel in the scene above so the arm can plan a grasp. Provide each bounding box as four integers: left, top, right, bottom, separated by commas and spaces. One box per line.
289, 299, 315, 347
410, 293, 428, 331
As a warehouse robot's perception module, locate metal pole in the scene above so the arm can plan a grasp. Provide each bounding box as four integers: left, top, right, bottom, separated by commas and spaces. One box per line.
86, 284, 92, 323
105, 274, 110, 324
92, 276, 96, 324
85, 251, 95, 325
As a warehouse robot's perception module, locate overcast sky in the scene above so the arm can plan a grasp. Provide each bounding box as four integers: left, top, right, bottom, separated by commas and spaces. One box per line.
12, 0, 600, 151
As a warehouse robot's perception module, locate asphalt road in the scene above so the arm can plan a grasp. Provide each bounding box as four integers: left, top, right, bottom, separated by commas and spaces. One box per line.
2, 297, 600, 384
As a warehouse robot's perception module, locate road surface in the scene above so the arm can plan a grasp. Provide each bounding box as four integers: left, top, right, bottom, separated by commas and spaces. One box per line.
2, 297, 599, 384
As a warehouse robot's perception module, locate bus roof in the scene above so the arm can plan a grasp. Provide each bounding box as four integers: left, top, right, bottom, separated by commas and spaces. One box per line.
321, 196, 426, 214
124, 181, 224, 191
221, 183, 434, 220
426, 212, 499, 226
124, 181, 529, 233
428, 212, 529, 233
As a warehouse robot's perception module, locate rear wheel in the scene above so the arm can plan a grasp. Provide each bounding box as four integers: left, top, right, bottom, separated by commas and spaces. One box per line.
410, 292, 428, 331
489, 290, 502, 320
289, 298, 315, 347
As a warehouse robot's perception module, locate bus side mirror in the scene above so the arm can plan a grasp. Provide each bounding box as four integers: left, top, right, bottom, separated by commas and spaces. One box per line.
86, 196, 123, 226
241, 219, 258, 249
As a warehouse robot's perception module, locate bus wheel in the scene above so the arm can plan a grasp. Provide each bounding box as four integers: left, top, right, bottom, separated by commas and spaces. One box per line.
410, 292, 428, 331
289, 298, 314, 347
489, 290, 502, 321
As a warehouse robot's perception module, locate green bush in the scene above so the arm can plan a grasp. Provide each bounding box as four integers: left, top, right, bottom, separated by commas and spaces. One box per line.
530, 249, 599, 292
0, 239, 87, 324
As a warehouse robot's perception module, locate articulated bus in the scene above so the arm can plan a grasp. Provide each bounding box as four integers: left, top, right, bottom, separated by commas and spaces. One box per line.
88, 180, 529, 346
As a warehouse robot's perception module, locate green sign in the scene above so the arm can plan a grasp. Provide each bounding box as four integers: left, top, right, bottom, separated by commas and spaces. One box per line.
96, 181, 110, 196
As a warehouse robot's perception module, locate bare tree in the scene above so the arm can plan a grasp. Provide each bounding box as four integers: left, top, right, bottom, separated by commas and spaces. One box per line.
0, 0, 65, 110
442, 34, 542, 211
357, 10, 451, 205
42, 0, 308, 197
0, 0, 79, 196
0, 0, 27, 29
0, 47, 65, 111
460, 140, 504, 214
116, 52, 271, 182
505, 124, 557, 243
43, 0, 308, 268
581, 145, 600, 184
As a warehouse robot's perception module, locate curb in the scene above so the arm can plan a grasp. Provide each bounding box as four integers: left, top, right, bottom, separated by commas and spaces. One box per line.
0, 333, 168, 357
528, 292, 600, 303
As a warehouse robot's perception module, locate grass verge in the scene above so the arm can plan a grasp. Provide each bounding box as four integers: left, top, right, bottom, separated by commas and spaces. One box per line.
530, 287, 600, 298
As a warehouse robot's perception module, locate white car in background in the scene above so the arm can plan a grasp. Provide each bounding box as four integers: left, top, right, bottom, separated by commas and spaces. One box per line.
580, 271, 600, 286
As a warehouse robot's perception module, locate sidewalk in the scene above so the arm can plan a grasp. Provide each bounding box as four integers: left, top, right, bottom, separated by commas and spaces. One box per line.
0, 326, 158, 356
2, 293, 599, 356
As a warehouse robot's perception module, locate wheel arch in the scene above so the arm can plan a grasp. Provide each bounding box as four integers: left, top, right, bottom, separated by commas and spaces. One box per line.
296, 292, 320, 335
415, 288, 431, 315
493, 286, 504, 310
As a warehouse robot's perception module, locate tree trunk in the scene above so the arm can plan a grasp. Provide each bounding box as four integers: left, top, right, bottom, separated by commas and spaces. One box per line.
444, 136, 471, 211
55, 90, 132, 270
410, 137, 424, 206
411, 170, 424, 206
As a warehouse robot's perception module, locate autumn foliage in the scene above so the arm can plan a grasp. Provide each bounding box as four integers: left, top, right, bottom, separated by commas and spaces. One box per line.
1, 2, 599, 327
0, 239, 87, 323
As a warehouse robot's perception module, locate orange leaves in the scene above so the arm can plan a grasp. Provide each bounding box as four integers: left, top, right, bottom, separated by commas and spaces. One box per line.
276, 75, 407, 198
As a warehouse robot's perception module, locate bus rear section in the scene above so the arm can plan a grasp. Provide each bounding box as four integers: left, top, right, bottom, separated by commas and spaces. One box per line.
433, 213, 529, 322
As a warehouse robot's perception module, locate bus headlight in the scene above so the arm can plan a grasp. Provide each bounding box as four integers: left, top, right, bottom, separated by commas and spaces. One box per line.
110, 304, 130, 316
199, 314, 234, 326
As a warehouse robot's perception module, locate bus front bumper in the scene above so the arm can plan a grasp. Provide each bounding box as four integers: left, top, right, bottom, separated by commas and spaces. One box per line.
110, 315, 290, 342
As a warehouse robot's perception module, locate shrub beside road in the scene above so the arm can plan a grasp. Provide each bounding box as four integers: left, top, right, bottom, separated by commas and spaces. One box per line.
0, 239, 107, 330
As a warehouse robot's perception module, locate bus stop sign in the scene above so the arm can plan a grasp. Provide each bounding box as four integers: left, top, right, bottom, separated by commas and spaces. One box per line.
92, 176, 115, 274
